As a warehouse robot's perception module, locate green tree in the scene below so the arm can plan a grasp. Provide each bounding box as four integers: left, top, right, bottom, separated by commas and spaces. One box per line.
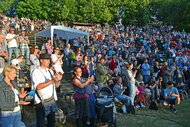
149, 0, 190, 32
122, 0, 150, 26
0, 0, 15, 13
16, 0, 69, 23
16, 0, 42, 19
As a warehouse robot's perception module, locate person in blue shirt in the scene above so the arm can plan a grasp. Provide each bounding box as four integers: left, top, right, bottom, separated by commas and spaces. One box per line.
163, 81, 180, 113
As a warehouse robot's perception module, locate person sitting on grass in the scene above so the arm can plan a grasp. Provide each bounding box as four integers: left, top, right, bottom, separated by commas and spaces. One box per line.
113, 76, 132, 113
163, 81, 180, 113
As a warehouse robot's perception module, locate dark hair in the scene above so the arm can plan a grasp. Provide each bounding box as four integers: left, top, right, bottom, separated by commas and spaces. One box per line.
100, 57, 105, 61
30, 45, 38, 54
72, 67, 81, 79
126, 62, 133, 69
167, 81, 173, 85
53, 47, 59, 54
18, 55, 25, 59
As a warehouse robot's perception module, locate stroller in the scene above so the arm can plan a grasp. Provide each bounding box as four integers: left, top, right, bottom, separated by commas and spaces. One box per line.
95, 87, 117, 127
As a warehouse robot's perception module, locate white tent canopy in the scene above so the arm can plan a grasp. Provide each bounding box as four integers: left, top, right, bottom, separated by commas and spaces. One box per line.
34, 25, 89, 44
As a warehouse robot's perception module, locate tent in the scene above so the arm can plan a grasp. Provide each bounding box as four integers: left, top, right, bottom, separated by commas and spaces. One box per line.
34, 25, 89, 44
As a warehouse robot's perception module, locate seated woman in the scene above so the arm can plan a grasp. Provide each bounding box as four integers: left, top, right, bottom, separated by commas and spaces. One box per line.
113, 76, 132, 113
163, 81, 180, 113
0, 65, 30, 127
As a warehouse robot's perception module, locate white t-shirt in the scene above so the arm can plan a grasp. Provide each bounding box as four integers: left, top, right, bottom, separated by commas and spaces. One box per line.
51, 54, 64, 74
11, 59, 20, 66
12, 88, 21, 112
31, 67, 57, 104
6, 33, 18, 48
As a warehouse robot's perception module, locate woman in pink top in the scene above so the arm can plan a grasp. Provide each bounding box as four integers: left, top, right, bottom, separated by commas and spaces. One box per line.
45, 39, 53, 54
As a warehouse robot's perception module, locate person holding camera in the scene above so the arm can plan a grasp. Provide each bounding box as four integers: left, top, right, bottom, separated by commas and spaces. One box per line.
51, 47, 64, 74
31, 53, 63, 127
126, 62, 140, 105
6, 28, 19, 64
18, 30, 30, 65
72, 67, 94, 127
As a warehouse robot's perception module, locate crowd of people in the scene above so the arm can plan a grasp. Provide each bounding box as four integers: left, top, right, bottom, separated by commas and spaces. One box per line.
0, 13, 190, 127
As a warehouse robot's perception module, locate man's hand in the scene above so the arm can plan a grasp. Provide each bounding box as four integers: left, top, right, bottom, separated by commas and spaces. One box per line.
13, 35, 19, 39
53, 73, 63, 82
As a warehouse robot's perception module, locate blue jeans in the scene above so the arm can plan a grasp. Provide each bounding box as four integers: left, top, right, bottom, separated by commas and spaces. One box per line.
151, 88, 160, 101
20, 48, 30, 65
116, 95, 132, 106
128, 83, 136, 105
88, 94, 96, 118
143, 75, 150, 83
8, 47, 18, 64
65, 58, 71, 72
0, 111, 25, 127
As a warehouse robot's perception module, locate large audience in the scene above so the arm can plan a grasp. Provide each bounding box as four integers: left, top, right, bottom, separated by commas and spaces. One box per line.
0, 13, 190, 127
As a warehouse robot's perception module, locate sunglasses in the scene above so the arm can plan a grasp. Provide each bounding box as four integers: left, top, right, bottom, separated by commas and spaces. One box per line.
35, 47, 39, 49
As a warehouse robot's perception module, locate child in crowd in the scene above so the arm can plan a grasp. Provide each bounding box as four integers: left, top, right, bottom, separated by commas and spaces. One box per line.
137, 83, 146, 108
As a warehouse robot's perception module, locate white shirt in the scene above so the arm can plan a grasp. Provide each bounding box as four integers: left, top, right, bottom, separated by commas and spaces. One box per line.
11, 59, 20, 66
51, 54, 64, 74
31, 67, 57, 104
12, 88, 21, 112
127, 69, 136, 84
6, 33, 18, 48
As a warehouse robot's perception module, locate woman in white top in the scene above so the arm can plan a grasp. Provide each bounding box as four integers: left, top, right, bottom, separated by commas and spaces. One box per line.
30, 45, 40, 74
126, 62, 140, 105
51, 47, 64, 74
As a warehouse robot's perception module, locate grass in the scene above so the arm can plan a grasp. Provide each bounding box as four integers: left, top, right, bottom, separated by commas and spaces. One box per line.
117, 100, 190, 127
53, 99, 190, 127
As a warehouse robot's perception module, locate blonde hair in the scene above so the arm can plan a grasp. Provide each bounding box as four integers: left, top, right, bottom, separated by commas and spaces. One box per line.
3, 65, 18, 76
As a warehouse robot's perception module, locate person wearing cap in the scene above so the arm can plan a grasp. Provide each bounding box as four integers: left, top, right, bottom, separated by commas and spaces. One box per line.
96, 57, 109, 87
163, 82, 180, 113
31, 53, 63, 127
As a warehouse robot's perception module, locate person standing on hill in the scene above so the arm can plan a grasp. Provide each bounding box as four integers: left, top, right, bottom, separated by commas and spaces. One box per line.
18, 30, 30, 65
31, 53, 62, 127
6, 28, 19, 64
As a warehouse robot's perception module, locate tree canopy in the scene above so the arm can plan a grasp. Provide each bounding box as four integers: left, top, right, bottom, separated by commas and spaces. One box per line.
0, 0, 189, 32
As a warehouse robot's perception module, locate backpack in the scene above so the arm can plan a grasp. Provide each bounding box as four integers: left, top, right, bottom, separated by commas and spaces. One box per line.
126, 105, 135, 114
149, 101, 158, 110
